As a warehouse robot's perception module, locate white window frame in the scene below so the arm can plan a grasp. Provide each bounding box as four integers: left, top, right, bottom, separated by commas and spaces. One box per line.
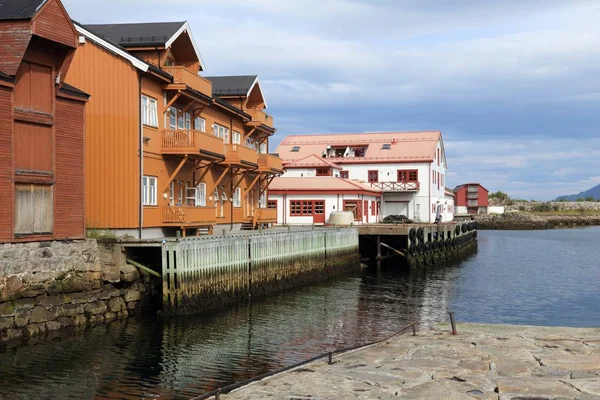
232, 131, 241, 145
233, 187, 241, 208
177, 111, 185, 129
196, 182, 207, 207
214, 124, 229, 143
259, 143, 267, 154
143, 176, 157, 206
141, 95, 158, 128
169, 107, 177, 130
195, 117, 206, 132
184, 112, 192, 130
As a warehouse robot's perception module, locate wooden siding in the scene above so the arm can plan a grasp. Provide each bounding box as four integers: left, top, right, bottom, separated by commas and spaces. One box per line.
32, 0, 77, 49
0, 87, 13, 241
14, 184, 53, 235
65, 40, 140, 229
54, 98, 85, 239
0, 21, 31, 76
14, 62, 54, 113
13, 122, 53, 173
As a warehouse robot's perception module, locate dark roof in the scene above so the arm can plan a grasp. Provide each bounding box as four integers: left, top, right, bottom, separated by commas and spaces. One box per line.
206, 75, 257, 97
59, 82, 90, 99
0, 0, 45, 21
83, 22, 185, 47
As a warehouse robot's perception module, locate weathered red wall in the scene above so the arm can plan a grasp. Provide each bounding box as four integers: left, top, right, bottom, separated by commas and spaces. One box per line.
479, 186, 489, 207
455, 186, 467, 207
54, 97, 85, 239
0, 21, 31, 76
0, 87, 13, 242
32, 0, 77, 49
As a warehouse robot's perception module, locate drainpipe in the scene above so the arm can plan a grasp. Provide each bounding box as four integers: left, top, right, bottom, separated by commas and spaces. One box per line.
428, 163, 431, 223
229, 117, 234, 230
283, 191, 287, 225
138, 73, 144, 239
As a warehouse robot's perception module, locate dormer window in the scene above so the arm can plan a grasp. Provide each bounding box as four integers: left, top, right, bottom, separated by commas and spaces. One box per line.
291, 146, 300, 152
382, 143, 391, 150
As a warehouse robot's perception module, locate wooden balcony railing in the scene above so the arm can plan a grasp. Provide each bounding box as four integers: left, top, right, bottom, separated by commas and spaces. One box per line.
255, 208, 277, 223
370, 181, 420, 192
246, 108, 274, 128
161, 130, 225, 158
224, 143, 258, 166
162, 206, 216, 225
163, 66, 212, 97
258, 153, 283, 173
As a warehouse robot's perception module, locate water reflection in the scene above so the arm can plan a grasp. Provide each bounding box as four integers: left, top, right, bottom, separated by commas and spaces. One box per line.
1, 227, 599, 399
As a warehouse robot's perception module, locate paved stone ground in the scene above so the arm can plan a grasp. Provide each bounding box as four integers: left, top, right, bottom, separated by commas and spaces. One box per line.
222, 323, 600, 400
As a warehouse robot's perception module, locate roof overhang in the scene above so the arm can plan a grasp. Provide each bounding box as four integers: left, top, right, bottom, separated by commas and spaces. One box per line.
74, 23, 149, 72
165, 21, 205, 71
247, 76, 267, 108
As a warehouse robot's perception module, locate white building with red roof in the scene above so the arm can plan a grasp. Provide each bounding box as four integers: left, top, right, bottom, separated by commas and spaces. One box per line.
273, 131, 454, 224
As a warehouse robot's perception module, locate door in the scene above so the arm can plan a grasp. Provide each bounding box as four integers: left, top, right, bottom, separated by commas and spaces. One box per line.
343, 200, 362, 221
364, 200, 369, 223
313, 200, 325, 224
386, 201, 409, 217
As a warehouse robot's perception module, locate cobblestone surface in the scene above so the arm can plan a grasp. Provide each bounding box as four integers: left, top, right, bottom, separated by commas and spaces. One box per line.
223, 323, 600, 400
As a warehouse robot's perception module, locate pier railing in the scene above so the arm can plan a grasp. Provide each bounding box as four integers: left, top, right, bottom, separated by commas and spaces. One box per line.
161, 228, 359, 312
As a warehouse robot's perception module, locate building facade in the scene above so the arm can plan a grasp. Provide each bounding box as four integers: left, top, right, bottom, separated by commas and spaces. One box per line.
453, 183, 489, 215
275, 132, 451, 223
65, 21, 281, 238
269, 177, 382, 225
0, 0, 89, 243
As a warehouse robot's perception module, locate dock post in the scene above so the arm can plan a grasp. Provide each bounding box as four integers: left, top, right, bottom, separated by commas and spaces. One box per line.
377, 235, 382, 269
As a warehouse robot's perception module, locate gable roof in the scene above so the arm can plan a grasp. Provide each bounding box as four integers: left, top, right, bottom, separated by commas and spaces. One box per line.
83, 21, 205, 70
0, 0, 46, 20
269, 177, 381, 194
276, 131, 442, 164
205, 75, 267, 108
285, 154, 342, 170
453, 183, 489, 192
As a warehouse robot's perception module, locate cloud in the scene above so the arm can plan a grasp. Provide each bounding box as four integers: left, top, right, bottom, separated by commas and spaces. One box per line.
61, 0, 600, 199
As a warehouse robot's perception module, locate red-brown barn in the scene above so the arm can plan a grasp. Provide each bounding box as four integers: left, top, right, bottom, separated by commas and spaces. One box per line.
453, 183, 489, 215
0, 0, 89, 242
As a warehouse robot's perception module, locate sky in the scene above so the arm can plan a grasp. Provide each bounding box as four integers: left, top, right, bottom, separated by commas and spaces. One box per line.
62, 0, 600, 200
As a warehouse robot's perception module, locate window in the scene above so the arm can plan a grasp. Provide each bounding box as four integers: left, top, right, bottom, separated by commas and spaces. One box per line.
177, 113, 184, 129
290, 200, 322, 216
14, 184, 53, 235
368, 170, 379, 183
196, 182, 206, 207
438, 149, 440, 166
169, 181, 175, 206
316, 168, 330, 176
438, 172, 440, 190
433, 170, 436, 184
259, 143, 267, 154
233, 187, 241, 207
184, 112, 192, 130
142, 176, 157, 206
371, 200, 376, 216
259, 192, 267, 208
340, 171, 349, 179
195, 117, 206, 132
213, 124, 229, 142
268, 200, 277, 209
382, 143, 391, 150
169, 108, 177, 129
141, 95, 158, 127
232, 131, 241, 145
178, 180, 184, 206
397, 170, 418, 182
290, 200, 302, 216
291, 146, 300, 152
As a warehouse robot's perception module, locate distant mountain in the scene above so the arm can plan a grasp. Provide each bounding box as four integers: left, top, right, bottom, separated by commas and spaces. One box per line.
555, 183, 600, 201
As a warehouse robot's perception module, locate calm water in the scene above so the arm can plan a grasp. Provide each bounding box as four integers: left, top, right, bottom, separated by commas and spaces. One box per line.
1, 227, 599, 399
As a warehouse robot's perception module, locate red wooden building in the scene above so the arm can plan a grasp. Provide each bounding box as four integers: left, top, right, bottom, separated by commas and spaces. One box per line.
0, 0, 89, 242
453, 183, 489, 215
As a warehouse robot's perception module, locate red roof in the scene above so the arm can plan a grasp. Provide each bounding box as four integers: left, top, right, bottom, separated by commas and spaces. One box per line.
276, 131, 442, 164
285, 154, 342, 170
269, 177, 381, 194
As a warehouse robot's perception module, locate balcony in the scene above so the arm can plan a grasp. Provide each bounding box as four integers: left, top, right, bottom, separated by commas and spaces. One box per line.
467, 193, 479, 200
163, 66, 212, 97
467, 186, 479, 193
467, 200, 479, 207
162, 206, 216, 226
255, 208, 277, 224
246, 108, 274, 128
224, 144, 258, 167
161, 130, 225, 160
370, 181, 420, 192
258, 153, 283, 173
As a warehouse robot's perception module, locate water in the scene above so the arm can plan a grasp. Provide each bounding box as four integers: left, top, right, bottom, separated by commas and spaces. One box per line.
1, 227, 599, 399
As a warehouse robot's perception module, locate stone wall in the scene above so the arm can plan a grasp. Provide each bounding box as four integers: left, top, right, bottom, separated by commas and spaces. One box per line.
476, 211, 600, 230
0, 240, 156, 343
503, 201, 600, 212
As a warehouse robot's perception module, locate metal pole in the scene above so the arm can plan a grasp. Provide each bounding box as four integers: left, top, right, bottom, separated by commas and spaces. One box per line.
448, 312, 457, 335
412, 323, 417, 336
328, 351, 333, 365
215, 389, 221, 400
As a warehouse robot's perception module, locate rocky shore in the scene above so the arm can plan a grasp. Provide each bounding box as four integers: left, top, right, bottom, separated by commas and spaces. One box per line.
222, 323, 600, 400
476, 211, 600, 230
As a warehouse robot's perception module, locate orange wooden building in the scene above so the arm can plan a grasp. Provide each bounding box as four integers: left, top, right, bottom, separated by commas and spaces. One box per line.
0, 0, 89, 243
65, 21, 282, 238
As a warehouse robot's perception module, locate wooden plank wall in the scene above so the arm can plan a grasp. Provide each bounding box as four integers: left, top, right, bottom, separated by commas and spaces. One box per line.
0, 87, 13, 241
161, 228, 359, 312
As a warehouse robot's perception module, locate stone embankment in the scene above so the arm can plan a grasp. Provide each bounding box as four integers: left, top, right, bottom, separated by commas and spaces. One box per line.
502, 201, 600, 213
223, 323, 600, 400
476, 211, 600, 230
0, 240, 157, 344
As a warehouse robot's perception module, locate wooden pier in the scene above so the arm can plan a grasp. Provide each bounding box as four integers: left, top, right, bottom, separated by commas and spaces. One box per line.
358, 221, 478, 268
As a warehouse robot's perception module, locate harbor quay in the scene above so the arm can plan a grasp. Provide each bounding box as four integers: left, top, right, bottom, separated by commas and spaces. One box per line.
221, 323, 600, 400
